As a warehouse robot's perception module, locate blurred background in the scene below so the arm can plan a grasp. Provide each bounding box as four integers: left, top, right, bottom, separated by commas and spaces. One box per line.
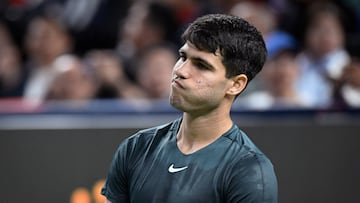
0, 0, 360, 202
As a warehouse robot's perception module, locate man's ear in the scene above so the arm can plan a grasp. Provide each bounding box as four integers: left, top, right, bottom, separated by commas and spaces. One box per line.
226, 74, 248, 96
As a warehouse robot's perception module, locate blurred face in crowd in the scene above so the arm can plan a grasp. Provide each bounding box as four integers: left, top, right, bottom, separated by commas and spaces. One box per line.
25, 17, 71, 66
305, 12, 344, 58
137, 47, 175, 98
48, 57, 95, 100
86, 50, 127, 87
229, 1, 276, 36
0, 45, 21, 89
262, 51, 299, 96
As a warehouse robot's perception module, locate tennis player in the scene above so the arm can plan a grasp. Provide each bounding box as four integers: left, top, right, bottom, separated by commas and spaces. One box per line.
101, 13, 278, 203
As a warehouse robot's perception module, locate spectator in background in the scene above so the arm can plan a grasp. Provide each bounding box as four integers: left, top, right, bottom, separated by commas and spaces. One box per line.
45, 55, 96, 101
295, 2, 350, 108
236, 32, 308, 110
0, 0, 129, 56
229, 0, 295, 95
116, 1, 179, 81
22, 14, 73, 104
229, 1, 277, 38
332, 57, 360, 108
83, 50, 146, 99
0, 21, 25, 97
135, 43, 177, 100
0, 45, 24, 98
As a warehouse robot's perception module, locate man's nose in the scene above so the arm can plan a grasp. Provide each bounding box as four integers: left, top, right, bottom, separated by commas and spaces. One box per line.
174, 60, 190, 79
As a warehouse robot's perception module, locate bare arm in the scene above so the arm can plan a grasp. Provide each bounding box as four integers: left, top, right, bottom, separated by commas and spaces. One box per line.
105, 199, 112, 203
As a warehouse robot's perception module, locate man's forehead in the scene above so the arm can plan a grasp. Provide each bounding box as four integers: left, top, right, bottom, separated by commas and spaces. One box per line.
180, 42, 222, 57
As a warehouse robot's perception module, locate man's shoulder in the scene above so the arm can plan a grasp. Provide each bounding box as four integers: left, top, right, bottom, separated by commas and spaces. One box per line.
124, 118, 180, 145
224, 125, 263, 154
137, 119, 179, 136
225, 125, 273, 168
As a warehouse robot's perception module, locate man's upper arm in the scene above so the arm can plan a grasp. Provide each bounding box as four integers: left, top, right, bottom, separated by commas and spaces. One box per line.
101, 141, 130, 203
227, 154, 278, 203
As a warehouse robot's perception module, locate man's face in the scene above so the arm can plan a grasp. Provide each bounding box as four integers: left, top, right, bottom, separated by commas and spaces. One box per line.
169, 42, 233, 114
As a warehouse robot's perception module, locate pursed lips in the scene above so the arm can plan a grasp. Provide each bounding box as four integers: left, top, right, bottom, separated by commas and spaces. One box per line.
172, 78, 184, 89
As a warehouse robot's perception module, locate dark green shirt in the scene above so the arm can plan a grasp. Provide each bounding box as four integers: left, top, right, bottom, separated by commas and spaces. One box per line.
102, 118, 278, 203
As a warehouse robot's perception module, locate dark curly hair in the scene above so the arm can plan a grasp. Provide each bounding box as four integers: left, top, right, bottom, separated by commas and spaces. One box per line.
181, 14, 267, 83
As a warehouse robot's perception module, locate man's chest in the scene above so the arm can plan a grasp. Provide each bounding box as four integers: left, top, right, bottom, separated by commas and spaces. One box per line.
127, 143, 230, 203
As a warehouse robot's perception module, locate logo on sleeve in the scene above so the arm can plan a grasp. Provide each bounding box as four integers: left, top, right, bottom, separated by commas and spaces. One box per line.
168, 164, 188, 173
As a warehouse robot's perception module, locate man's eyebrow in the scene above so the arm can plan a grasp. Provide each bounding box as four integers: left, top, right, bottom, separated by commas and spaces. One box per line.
192, 57, 215, 70
178, 49, 216, 70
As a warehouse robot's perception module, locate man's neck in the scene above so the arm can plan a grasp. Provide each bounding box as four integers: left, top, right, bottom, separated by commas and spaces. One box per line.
176, 109, 233, 154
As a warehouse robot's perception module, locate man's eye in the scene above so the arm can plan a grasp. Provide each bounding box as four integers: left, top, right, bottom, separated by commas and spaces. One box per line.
194, 61, 208, 70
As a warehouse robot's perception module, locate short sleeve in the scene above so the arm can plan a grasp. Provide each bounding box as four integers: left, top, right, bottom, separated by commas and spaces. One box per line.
101, 140, 130, 203
226, 154, 278, 203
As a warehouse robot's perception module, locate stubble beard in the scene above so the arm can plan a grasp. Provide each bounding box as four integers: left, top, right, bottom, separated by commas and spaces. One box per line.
169, 91, 183, 111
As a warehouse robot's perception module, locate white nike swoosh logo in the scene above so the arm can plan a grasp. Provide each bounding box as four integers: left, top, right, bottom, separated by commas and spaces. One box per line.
168, 164, 188, 173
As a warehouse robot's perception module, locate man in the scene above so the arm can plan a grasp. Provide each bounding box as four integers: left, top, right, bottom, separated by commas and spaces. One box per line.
101, 14, 278, 203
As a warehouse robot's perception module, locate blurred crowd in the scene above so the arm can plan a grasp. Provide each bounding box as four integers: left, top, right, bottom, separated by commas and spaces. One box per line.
0, 0, 360, 111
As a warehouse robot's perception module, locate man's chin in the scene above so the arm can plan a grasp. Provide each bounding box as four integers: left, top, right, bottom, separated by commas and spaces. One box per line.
169, 97, 184, 111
